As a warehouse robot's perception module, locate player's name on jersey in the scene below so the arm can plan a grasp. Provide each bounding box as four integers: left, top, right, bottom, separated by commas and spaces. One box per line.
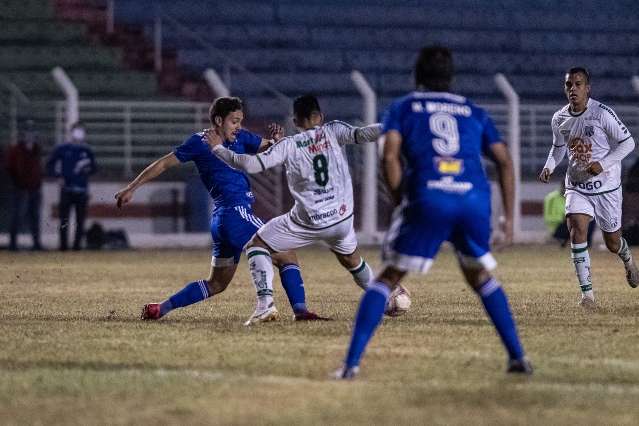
412, 101, 472, 117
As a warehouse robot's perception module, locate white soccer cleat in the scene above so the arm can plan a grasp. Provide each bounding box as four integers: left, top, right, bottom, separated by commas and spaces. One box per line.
385, 284, 412, 317
244, 304, 279, 326
578, 296, 597, 310
625, 262, 639, 288
330, 365, 359, 380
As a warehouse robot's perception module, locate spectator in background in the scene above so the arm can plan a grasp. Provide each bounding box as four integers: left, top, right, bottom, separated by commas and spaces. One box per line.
46, 122, 97, 251
5, 120, 43, 251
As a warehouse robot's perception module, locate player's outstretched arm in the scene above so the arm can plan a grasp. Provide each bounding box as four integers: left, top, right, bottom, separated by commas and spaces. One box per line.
353, 123, 382, 144
490, 142, 515, 245
114, 152, 179, 208
206, 128, 286, 174
382, 130, 403, 205
330, 122, 382, 145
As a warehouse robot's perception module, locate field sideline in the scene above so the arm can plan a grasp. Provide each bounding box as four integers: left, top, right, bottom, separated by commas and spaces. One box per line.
2, 245, 639, 425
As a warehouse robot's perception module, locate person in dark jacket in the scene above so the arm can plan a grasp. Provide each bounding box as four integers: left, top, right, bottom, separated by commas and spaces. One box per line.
5, 121, 43, 251
46, 122, 97, 251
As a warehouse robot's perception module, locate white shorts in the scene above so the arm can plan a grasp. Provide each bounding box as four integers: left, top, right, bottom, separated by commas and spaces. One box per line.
565, 187, 622, 233
257, 213, 358, 254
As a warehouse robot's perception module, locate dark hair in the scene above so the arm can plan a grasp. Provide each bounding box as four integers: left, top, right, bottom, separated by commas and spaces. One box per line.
414, 46, 454, 91
209, 97, 243, 124
293, 94, 321, 121
567, 67, 590, 84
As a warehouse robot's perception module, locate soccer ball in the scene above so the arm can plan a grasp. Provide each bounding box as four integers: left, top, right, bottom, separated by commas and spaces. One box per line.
385, 285, 411, 317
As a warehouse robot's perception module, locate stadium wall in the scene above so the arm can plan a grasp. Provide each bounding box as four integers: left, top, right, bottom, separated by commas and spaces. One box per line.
1, 181, 571, 249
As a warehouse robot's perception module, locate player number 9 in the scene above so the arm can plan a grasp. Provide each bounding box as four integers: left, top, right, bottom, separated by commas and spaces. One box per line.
429, 112, 460, 156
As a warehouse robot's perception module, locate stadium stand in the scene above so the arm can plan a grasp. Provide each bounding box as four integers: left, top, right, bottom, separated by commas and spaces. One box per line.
114, 0, 639, 122
0, 0, 159, 99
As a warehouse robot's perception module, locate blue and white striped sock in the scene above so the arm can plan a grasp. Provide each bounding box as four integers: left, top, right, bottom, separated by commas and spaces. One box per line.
161, 280, 211, 316
476, 277, 524, 361
279, 263, 307, 313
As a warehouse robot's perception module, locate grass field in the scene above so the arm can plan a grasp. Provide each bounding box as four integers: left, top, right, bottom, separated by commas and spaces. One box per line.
2, 245, 639, 425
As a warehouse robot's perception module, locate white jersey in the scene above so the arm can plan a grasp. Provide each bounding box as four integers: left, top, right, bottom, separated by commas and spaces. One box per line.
265, 121, 375, 228
211, 121, 381, 229
551, 98, 632, 194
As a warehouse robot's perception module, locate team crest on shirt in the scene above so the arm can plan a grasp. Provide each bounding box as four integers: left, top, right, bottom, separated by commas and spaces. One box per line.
339, 204, 347, 215
584, 126, 594, 137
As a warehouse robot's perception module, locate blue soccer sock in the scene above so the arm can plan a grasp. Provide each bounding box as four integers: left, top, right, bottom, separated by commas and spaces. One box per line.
160, 280, 211, 316
279, 263, 307, 313
476, 277, 524, 360
345, 281, 390, 369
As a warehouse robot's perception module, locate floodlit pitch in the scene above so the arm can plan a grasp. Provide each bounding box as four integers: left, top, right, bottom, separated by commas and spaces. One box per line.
2, 245, 639, 425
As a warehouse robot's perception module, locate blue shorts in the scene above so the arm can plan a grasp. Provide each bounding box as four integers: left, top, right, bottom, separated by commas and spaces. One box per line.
382, 190, 496, 273
210, 205, 265, 267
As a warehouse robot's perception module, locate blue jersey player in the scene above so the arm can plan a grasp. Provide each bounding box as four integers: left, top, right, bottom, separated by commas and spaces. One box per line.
333, 46, 532, 379
114, 97, 324, 324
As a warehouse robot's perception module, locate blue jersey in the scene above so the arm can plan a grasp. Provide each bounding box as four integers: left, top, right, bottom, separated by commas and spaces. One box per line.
174, 129, 262, 210
46, 142, 97, 192
382, 91, 502, 202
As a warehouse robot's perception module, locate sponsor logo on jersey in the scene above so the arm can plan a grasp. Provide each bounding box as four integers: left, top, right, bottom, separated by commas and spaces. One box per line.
434, 157, 463, 175
296, 129, 330, 154
296, 138, 313, 148
310, 208, 337, 221
584, 125, 594, 137
308, 140, 330, 154
598, 103, 624, 129
568, 137, 592, 165
426, 176, 473, 194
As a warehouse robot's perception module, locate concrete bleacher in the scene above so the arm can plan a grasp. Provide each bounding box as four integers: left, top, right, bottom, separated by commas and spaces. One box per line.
0, 0, 160, 101
114, 0, 639, 121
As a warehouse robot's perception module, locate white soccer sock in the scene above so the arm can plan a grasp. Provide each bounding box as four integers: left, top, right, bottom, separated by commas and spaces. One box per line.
348, 258, 373, 290
571, 242, 593, 299
617, 237, 634, 267
247, 247, 274, 311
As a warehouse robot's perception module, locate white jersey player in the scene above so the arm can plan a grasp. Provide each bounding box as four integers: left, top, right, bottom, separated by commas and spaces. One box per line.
539, 67, 638, 307
207, 95, 410, 322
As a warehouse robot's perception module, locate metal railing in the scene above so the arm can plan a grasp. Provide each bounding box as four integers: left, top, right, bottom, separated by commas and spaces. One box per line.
8, 99, 636, 178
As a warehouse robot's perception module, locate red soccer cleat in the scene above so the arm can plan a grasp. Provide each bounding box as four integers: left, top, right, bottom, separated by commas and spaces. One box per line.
141, 303, 162, 320
293, 310, 332, 321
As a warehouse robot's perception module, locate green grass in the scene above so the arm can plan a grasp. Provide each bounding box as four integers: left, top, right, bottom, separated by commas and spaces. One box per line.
2, 245, 639, 425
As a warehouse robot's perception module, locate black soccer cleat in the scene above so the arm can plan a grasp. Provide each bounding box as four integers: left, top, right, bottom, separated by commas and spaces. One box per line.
507, 357, 533, 375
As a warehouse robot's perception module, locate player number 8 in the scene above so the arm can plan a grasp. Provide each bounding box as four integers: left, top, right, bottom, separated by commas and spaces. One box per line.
429, 112, 460, 156
313, 154, 329, 186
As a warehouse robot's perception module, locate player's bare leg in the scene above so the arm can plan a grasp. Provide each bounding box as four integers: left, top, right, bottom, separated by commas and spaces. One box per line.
567, 213, 596, 307
334, 250, 410, 316
334, 248, 374, 290
458, 261, 532, 375
602, 229, 639, 288
141, 265, 236, 320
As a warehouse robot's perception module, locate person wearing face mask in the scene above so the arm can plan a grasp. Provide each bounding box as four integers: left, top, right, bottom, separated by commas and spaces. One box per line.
5, 120, 43, 251
46, 122, 97, 251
